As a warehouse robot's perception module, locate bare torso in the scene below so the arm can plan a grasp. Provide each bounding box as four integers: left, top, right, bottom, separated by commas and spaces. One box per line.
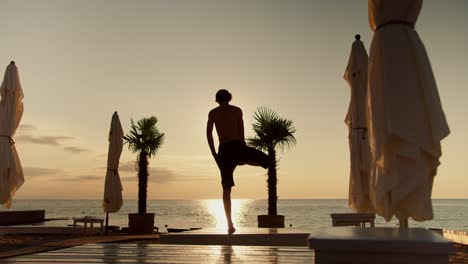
208, 104, 244, 144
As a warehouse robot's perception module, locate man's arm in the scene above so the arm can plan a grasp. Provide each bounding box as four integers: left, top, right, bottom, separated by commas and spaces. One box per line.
207, 112, 217, 158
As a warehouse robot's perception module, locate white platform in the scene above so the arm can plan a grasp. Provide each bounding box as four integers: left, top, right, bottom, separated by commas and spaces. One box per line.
308, 227, 452, 264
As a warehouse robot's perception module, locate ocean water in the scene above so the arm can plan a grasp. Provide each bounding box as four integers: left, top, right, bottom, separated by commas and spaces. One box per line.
1, 199, 467, 232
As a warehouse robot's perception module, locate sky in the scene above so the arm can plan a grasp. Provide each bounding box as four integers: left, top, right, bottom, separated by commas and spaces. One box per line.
1, 0, 467, 200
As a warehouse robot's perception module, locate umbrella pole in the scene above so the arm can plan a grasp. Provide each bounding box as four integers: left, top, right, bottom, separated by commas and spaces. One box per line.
105, 211, 109, 235
399, 218, 409, 229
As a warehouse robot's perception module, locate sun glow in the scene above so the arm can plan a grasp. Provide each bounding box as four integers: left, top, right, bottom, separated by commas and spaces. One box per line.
204, 199, 247, 229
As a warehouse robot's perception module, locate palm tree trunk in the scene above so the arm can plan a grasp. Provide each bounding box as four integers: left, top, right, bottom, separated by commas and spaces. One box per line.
267, 146, 277, 215
138, 151, 148, 214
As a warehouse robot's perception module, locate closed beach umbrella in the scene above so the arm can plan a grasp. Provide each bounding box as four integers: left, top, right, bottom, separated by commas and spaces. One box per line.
367, 0, 450, 226
103, 111, 124, 232
344, 35, 373, 213
0, 61, 24, 208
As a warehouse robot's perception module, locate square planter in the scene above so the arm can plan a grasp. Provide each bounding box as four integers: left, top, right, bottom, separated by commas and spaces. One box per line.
257, 215, 285, 228
128, 213, 155, 234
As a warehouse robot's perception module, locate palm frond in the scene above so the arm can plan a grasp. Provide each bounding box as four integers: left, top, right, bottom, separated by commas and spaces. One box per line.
271, 117, 296, 151
123, 116, 165, 157
247, 106, 296, 152
247, 137, 268, 151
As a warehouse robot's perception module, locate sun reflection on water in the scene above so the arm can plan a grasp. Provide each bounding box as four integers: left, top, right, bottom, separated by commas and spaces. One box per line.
204, 199, 250, 229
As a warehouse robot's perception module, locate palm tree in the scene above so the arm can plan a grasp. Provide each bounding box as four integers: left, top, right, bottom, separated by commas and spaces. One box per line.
123, 116, 164, 214
248, 107, 296, 216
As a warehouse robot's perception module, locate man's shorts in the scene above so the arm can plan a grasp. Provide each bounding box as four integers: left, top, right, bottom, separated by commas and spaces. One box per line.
217, 140, 269, 189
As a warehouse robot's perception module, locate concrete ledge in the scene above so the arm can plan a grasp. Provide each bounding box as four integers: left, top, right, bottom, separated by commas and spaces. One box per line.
0, 226, 103, 235
159, 229, 313, 246
160, 233, 309, 246
308, 227, 452, 264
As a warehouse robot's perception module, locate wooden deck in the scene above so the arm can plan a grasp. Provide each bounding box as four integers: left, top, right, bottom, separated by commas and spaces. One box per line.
0, 234, 160, 259
3, 243, 315, 263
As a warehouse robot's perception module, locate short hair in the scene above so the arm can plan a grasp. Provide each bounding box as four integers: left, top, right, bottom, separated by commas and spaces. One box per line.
215, 89, 232, 103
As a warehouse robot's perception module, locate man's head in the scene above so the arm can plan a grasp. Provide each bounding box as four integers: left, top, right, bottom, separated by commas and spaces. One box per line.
216, 89, 232, 104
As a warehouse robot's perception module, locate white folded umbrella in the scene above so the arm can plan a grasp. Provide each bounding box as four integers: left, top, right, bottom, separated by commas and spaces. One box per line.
367, 0, 450, 225
0, 61, 24, 208
103, 111, 124, 214
344, 35, 373, 213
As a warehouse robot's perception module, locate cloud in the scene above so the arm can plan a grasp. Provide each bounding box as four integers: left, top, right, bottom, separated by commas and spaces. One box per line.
121, 168, 214, 183
18, 124, 37, 132
94, 153, 108, 159
173, 175, 215, 182
23, 167, 61, 177
118, 160, 181, 183
22, 167, 104, 182
119, 161, 138, 172
121, 167, 177, 184
63, 146, 88, 154
14, 124, 91, 154
158, 154, 212, 162
16, 134, 74, 146
58, 175, 102, 182
101, 160, 215, 184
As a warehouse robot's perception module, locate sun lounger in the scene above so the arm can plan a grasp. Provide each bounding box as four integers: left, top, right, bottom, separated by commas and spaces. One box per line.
330, 213, 375, 227
72, 217, 104, 236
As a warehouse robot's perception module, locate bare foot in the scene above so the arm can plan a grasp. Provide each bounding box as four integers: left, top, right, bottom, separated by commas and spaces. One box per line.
228, 226, 236, 234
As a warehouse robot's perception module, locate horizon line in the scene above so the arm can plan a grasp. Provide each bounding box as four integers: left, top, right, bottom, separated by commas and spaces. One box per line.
9, 198, 468, 201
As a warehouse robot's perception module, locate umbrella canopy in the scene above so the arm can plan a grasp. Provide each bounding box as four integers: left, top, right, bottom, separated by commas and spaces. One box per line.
0, 62, 24, 208
344, 35, 373, 213
367, 0, 450, 222
103, 111, 124, 213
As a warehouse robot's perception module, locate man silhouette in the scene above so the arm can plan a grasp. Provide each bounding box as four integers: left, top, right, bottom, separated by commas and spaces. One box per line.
207, 89, 268, 234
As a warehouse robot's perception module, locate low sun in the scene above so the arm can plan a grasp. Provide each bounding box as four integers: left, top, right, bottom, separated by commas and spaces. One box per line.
205, 199, 244, 229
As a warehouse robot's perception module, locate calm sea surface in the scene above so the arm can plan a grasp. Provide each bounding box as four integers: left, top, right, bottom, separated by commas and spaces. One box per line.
1, 199, 467, 232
